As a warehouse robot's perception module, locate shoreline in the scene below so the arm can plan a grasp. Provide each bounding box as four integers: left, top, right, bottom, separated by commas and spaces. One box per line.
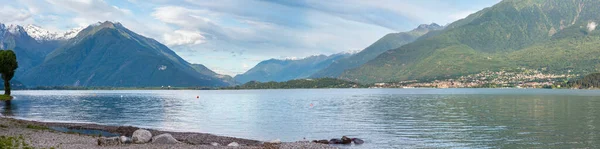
0, 116, 336, 149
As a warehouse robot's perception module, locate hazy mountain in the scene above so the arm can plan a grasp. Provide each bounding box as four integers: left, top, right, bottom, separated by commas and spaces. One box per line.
20, 21, 231, 87
235, 53, 351, 83
191, 64, 237, 85
311, 23, 444, 78
342, 0, 600, 83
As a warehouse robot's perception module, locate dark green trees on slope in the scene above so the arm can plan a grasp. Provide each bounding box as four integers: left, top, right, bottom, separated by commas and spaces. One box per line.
569, 73, 600, 88
311, 23, 443, 78
0, 50, 18, 95
342, 0, 600, 83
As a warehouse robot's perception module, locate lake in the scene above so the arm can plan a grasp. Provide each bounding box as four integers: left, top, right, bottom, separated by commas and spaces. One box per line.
2, 89, 600, 148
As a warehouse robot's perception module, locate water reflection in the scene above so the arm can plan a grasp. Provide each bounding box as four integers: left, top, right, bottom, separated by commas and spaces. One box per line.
1, 100, 13, 116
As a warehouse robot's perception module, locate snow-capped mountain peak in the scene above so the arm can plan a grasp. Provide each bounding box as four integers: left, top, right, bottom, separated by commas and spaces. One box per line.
24, 24, 60, 41
23, 24, 84, 41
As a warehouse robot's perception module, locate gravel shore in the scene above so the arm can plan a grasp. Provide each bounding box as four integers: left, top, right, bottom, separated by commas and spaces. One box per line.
0, 117, 337, 149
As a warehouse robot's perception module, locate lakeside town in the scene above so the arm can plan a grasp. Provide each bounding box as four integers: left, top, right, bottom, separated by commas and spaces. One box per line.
371, 68, 578, 89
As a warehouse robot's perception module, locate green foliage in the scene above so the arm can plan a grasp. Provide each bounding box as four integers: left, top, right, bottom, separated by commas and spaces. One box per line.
0, 135, 34, 149
0, 50, 18, 95
342, 0, 600, 84
25, 124, 49, 130
0, 95, 11, 101
225, 78, 365, 89
568, 73, 600, 89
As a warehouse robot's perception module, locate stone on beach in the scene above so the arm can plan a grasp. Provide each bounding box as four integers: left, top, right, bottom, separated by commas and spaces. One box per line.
228, 142, 240, 147
313, 140, 329, 144
211, 142, 220, 146
329, 139, 342, 144
269, 139, 281, 144
341, 136, 352, 144
352, 138, 364, 144
132, 129, 152, 143
151, 133, 179, 144
120, 136, 132, 144
97, 137, 120, 146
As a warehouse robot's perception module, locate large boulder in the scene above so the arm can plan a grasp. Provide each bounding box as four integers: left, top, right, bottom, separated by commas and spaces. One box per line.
341, 136, 352, 144
152, 133, 179, 144
97, 137, 120, 146
132, 129, 152, 143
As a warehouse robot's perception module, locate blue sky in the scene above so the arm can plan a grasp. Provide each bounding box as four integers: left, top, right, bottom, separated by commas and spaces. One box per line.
0, 0, 500, 76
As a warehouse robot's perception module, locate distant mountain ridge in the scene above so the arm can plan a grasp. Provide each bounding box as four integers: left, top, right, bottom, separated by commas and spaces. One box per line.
1, 21, 233, 87
342, 0, 600, 83
235, 53, 351, 83
311, 23, 444, 78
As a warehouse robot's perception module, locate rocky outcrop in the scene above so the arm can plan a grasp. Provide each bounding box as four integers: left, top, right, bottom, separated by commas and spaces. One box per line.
313, 136, 365, 145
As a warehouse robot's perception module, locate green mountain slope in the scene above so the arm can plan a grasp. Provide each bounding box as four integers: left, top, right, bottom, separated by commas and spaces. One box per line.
311, 23, 443, 78
234, 53, 350, 83
20, 21, 231, 87
342, 0, 600, 83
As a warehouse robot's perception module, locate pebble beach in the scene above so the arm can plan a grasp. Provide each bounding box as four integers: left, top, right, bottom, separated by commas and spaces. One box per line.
0, 117, 337, 149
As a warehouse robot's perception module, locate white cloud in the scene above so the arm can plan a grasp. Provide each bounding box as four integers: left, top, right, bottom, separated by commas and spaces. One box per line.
0, 6, 32, 24
163, 30, 206, 46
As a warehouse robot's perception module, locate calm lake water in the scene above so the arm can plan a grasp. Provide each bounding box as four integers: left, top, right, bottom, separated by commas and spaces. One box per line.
2, 89, 600, 148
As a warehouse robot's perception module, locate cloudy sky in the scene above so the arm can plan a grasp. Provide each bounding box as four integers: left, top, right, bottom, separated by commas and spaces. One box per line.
1, 0, 499, 76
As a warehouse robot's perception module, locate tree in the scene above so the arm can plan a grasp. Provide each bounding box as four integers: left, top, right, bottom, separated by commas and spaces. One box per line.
0, 50, 18, 95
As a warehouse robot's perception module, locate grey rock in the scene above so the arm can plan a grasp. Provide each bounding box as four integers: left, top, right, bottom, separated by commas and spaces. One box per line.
132, 129, 152, 143
119, 136, 132, 144
228, 142, 240, 147
97, 137, 120, 146
151, 133, 179, 144
211, 142, 220, 146
352, 138, 364, 144
329, 139, 342, 144
313, 140, 329, 144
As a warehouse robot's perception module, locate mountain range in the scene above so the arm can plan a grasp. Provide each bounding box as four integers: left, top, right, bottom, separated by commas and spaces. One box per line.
0, 21, 234, 87
234, 53, 351, 83
3, 0, 600, 87
341, 0, 600, 83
